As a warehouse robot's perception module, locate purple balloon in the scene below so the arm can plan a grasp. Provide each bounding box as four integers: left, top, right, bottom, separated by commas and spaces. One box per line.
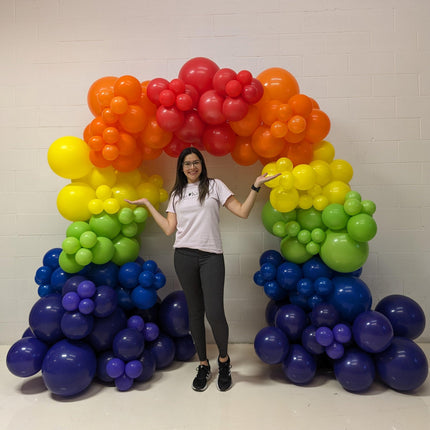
147, 333, 176, 370
135, 349, 156, 383
311, 303, 340, 328
112, 328, 145, 361
106, 357, 125, 379
275, 304, 308, 342
174, 334, 196, 361
159, 291, 189, 338
301, 325, 325, 355
96, 351, 115, 383
93, 285, 117, 318
7, 337, 49, 377
333, 323, 352, 344
254, 326, 289, 365
282, 344, 317, 385
315, 326, 334, 347
61, 311, 94, 340
325, 341, 345, 359
79, 298, 95, 315
115, 374, 134, 391
77, 280, 96, 299
62, 292, 80, 311
127, 315, 145, 332
125, 360, 143, 379
143, 322, 160, 342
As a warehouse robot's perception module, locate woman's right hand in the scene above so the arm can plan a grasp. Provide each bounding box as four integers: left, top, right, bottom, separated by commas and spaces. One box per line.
124, 198, 150, 206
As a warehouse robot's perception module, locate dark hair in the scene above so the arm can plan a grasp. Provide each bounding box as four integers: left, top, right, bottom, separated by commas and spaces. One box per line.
170, 147, 210, 204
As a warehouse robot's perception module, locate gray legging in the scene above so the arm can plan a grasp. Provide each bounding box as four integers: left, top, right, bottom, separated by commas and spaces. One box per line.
174, 248, 229, 362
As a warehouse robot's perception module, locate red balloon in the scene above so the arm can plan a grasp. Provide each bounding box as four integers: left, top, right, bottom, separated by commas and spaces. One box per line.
184, 84, 199, 108
147, 78, 170, 106
242, 78, 264, 104
212, 68, 237, 96
174, 111, 206, 143
168, 78, 186, 95
222, 97, 249, 121
156, 105, 185, 132
198, 90, 226, 125
202, 124, 236, 157
237, 70, 253, 86
164, 136, 191, 158
175, 93, 193, 112
178, 57, 219, 95
159, 89, 176, 107
225, 80, 242, 98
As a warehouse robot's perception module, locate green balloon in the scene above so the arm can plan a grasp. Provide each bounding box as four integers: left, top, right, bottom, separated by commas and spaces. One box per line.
134, 207, 149, 223
296, 208, 324, 231
320, 230, 369, 273
322, 204, 349, 230
75, 248, 93, 266
347, 213, 377, 242
272, 221, 287, 237
112, 235, 140, 266
286, 221, 300, 237
118, 207, 134, 225
122, 222, 138, 238
344, 198, 362, 216
62, 236, 81, 254
306, 241, 320, 255
297, 229, 311, 244
66, 221, 90, 239
345, 190, 362, 201
361, 200, 376, 216
261, 201, 296, 235
280, 237, 312, 264
58, 250, 84, 274
91, 237, 115, 265
89, 212, 121, 239
311, 228, 326, 243
79, 231, 98, 248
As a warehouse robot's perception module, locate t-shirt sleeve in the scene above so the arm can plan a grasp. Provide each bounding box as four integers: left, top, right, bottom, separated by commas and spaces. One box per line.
214, 179, 234, 206
166, 194, 176, 213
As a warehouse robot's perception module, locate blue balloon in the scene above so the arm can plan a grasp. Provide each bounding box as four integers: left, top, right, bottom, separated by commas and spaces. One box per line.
264, 280, 289, 301
43, 248, 62, 269
334, 348, 375, 392
87, 307, 127, 353
275, 304, 308, 342
328, 276, 372, 323
333, 323, 352, 344
116, 287, 134, 310
138, 270, 154, 288
260, 263, 277, 281
115, 374, 134, 391
143, 259, 158, 273
38, 284, 54, 297
375, 295, 426, 340
50, 267, 70, 292
276, 262, 302, 290
352, 310, 393, 353
93, 285, 117, 317
135, 349, 156, 383
282, 344, 317, 385
118, 262, 142, 289
325, 342, 345, 359
311, 303, 340, 328
297, 278, 314, 297
147, 333, 176, 369
153, 272, 166, 289
253, 271, 265, 286
96, 351, 115, 383
6, 337, 49, 377
112, 328, 145, 361
131, 286, 158, 310
143, 322, 160, 342
22, 327, 35, 338
302, 256, 333, 280
29, 294, 65, 344
265, 299, 288, 326
35, 266, 52, 286
314, 277, 333, 296
375, 337, 429, 392
61, 311, 94, 340
62, 275, 87, 295
254, 326, 289, 365
86, 262, 119, 288
159, 290, 189, 338
42, 339, 96, 396
174, 334, 196, 361
301, 325, 325, 355
259, 249, 284, 267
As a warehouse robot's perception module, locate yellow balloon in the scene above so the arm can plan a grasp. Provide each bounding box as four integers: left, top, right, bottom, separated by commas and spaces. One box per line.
88, 199, 104, 215
116, 170, 142, 187
313, 195, 329, 211
308, 184, 322, 198
57, 182, 96, 221
149, 174, 164, 188
270, 186, 299, 213
292, 164, 316, 191
275, 157, 293, 172
48, 136, 93, 179
159, 188, 169, 203
310, 160, 332, 186
279, 171, 294, 190
87, 166, 117, 188
96, 185, 112, 200
112, 183, 138, 208
330, 159, 354, 183
136, 182, 160, 207
323, 180, 351, 204
312, 140, 335, 163
103, 198, 120, 214
298, 194, 313, 210
261, 162, 280, 188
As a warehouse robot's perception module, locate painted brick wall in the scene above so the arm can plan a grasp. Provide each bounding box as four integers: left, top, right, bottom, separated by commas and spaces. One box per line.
1, 0, 429, 344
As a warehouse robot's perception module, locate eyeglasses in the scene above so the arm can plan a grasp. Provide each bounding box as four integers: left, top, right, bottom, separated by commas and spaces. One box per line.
183, 160, 201, 168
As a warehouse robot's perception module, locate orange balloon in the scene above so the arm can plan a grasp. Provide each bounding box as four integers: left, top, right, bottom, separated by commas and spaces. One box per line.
140, 117, 173, 149
102, 144, 119, 161
101, 108, 119, 124
287, 140, 313, 166
287, 115, 307, 134
88, 135, 104, 151
119, 105, 147, 134
110, 96, 129, 115
89, 150, 111, 168
87, 76, 117, 117
83, 124, 92, 141
259, 100, 282, 126
229, 105, 261, 137
112, 150, 143, 172
277, 104, 293, 122
270, 121, 288, 138
114, 75, 142, 104
257, 67, 300, 103
288, 94, 313, 117
117, 132, 137, 155
305, 109, 331, 144
231, 136, 259, 166
140, 144, 163, 161
90, 116, 108, 136
138, 81, 158, 116
102, 127, 120, 144
285, 129, 306, 144
251, 125, 286, 158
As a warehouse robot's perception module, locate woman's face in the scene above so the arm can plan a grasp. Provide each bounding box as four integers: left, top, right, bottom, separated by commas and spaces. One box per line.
182, 153, 202, 183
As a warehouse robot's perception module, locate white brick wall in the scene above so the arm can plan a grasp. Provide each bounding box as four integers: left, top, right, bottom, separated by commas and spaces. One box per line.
1, 0, 430, 344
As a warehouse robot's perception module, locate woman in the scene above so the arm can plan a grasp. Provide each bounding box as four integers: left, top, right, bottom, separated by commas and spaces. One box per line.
126, 147, 279, 392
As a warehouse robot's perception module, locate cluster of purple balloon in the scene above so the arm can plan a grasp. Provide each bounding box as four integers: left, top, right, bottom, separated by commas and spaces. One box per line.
254, 250, 428, 392
7, 247, 195, 397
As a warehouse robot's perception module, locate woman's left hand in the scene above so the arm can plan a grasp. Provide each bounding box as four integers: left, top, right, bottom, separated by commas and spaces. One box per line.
254, 172, 281, 188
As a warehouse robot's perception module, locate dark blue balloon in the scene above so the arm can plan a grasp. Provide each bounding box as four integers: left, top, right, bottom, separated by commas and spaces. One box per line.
87, 307, 128, 353
61, 312, 94, 340
276, 262, 302, 290
301, 325, 325, 355
50, 267, 71, 292
62, 275, 87, 295
375, 337, 428, 392
43, 248, 62, 269
253, 271, 265, 286
86, 262, 119, 288
302, 256, 333, 281
275, 304, 308, 342
143, 260, 158, 273
264, 280, 289, 301
328, 276, 372, 323
35, 266, 52, 286
93, 285, 117, 317
7, 337, 49, 377
174, 334, 196, 361
352, 310, 393, 353
147, 333, 176, 369
29, 294, 65, 344
135, 349, 156, 383
42, 339, 96, 397
112, 328, 145, 361
159, 290, 189, 338
311, 303, 340, 328
265, 300, 281, 326
254, 326, 289, 365
375, 295, 426, 340
259, 249, 284, 267
116, 287, 134, 310
282, 344, 317, 385
260, 263, 277, 281
131, 286, 158, 310
118, 262, 142, 289
22, 327, 35, 338
96, 350, 115, 383
334, 348, 375, 392
153, 272, 166, 290
297, 278, 314, 297
134, 300, 161, 323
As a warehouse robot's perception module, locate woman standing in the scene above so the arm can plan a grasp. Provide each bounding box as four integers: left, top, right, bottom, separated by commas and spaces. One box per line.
126, 147, 278, 392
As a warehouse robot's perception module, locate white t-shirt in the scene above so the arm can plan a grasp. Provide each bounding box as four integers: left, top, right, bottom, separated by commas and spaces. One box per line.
166, 179, 234, 254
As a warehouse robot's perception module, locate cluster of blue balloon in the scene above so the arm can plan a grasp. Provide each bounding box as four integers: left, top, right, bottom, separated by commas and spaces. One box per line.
6, 248, 195, 397
254, 249, 428, 392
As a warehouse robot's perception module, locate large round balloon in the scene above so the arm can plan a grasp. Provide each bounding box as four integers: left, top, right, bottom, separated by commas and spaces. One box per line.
254, 326, 289, 365
257, 67, 299, 103
174, 334, 196, 361
375, 337, 428, 392
158, 290, 190, 337
178, 57, 219, 95
275, 304, 308, 342
147, 333, 176, 369
282, 344, 317, 385
42, 339, 97, 396
112, 327, 145, 361
375, 295, 426, 340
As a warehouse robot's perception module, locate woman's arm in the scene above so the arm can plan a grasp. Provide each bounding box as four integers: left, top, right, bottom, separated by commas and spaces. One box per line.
124, 197, 177, 236
224, 173, 280, 219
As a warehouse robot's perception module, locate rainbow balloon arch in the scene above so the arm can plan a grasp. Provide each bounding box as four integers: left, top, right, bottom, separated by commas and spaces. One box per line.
6, 57, 428, 396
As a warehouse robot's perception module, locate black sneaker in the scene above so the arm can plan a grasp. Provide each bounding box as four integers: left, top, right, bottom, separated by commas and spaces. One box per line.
192, 363, 211, 392
217, 357, 232, 391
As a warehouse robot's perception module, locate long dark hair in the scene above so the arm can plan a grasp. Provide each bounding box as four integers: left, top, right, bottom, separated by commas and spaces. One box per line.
170, 147, 210, 204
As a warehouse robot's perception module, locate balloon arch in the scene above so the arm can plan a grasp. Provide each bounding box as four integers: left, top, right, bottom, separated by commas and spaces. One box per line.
6, 57, 427, 396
